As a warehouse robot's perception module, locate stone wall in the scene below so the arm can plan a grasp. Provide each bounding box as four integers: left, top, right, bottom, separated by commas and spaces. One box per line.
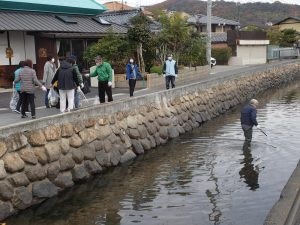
0, 63, 299, 220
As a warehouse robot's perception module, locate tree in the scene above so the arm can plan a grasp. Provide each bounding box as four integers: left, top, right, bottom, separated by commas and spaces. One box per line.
267, 27, 282, 45
181, 32, 206, 67
83, 31, 130, 73
280, 29, 298, 47
128, 13, 151, 73
157, 12, 190, 64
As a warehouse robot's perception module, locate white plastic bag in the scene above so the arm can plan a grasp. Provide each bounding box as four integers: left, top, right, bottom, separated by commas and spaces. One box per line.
9, 85, 19, 110
48, 88, 59, 107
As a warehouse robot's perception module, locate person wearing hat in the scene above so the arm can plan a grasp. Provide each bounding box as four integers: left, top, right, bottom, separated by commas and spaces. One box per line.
240, 99, 260, 143
87, 56, 113, 103
162, 54, 178, 89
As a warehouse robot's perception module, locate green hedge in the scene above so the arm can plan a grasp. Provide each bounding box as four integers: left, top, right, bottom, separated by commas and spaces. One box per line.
150, 65, 163, 75
212, 47, 232, 65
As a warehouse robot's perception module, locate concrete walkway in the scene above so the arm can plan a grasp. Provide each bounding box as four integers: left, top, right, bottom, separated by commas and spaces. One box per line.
0, 61, 299, 225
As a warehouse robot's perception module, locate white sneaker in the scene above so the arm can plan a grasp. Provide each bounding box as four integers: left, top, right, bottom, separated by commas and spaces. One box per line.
13, 109, 21, 114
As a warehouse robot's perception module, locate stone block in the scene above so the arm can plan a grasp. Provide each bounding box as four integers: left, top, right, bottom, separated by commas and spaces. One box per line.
137, 125, 148, 139
79, 128, 98, 144
110, 148, 121, 166
84, 118, 96, 128
60, 138, 70, 155
34, 147, 48, 165
19, 148, 38, 165
47, 161, 60, 180
45, 141, 61, 163
0, 182, 13, 201
73, 122, 85, 134
69, 134, 83, 148
95, 150, 111, 167
8, 173, 30, 187
12, 186, 32, 210
44, 125, 61, 141
95, 124, 112, 140
0, 141, 6, 158
53, 172, 74, 189
59, 155, 76, 171
120, 150, 136, 164
131, 140, 144, 154
32, 180, 58, 198
128, 128, 140, 139
61, 123, 74, 137
140, 138, 151, 150
0, 201, 13, 221
103, 139, 112, 153
27, 130, 46, 147
5, 134, 27, 153
84, 160, 102, 175
25, 164, 46, 181
4, 153, 25, 173
0, 160, 7, 180
71, 165, 89, 182
72, 148, 84, 164
82, 146, 96, 161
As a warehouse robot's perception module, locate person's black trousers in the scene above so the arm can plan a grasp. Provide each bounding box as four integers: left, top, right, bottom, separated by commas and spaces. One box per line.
21, 92, 35, 117
15, 90, 22, 111
129, 79, 136, 97
165, 75, 175, 89
98, 81, 113, 103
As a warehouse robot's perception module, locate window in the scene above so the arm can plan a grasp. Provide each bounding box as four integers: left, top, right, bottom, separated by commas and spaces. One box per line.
55, 15, 77, 24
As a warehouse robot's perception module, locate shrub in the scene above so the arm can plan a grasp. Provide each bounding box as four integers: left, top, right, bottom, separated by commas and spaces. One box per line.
212, 47, 232, 65
150, 65, 163, 75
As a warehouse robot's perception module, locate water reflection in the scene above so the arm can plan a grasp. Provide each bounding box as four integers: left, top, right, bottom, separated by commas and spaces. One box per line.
239, 141, 260, 191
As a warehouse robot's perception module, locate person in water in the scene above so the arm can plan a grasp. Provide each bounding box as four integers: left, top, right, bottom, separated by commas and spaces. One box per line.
240, 99, 260, 143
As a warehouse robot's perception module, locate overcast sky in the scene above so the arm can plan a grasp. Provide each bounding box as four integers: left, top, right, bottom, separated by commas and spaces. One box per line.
97, 0, 299, 7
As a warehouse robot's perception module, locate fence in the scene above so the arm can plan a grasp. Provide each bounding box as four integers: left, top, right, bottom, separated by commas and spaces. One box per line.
267, 45, 299, 61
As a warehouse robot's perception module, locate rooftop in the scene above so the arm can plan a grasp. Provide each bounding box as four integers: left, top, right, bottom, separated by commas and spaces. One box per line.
188, 14, 240, 26
0, 0, 106, 15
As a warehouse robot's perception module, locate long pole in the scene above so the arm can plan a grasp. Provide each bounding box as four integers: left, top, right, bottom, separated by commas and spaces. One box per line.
207, 0, 212, 74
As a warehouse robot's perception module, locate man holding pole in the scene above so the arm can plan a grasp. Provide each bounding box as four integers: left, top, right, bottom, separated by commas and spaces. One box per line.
240, 99, 260, 143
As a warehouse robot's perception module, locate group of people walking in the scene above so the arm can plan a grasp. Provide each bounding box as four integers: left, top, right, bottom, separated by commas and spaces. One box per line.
12, 53, 179, 119
12, 55, 86, 118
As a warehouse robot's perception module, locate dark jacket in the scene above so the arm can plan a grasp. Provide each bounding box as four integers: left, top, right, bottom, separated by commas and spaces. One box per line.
240, 104, 258, 126
126, 63, 142, 80
52, 61, 79, 90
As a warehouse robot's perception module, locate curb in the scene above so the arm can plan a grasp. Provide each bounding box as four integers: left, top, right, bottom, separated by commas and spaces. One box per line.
264, 160, 300, 225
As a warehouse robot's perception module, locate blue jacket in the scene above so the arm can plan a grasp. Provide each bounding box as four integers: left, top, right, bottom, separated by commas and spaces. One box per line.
126, 63, 142, 80
240, 104, 258, 126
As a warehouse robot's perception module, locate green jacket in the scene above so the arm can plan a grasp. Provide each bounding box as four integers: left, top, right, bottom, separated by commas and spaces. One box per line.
90, 62, 112, 82
73, 64, 83, 84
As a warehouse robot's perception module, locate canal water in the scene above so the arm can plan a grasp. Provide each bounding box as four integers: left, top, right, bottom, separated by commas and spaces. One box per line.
5, 80, 300, 225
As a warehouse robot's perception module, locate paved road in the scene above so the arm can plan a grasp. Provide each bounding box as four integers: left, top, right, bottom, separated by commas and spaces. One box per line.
0, 60, 297, 128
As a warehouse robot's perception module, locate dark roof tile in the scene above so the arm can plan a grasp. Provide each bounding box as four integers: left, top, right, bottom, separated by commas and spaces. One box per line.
0, 10, 127, 34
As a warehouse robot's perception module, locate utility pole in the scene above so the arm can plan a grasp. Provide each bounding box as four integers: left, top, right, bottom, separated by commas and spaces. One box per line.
207, 0, 212, 74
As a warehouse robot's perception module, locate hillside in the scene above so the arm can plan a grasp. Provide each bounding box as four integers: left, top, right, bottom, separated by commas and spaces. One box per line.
146, 0, 300, 28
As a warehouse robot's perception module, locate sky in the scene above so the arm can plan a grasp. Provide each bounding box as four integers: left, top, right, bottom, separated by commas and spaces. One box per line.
96, 0, 299, 7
